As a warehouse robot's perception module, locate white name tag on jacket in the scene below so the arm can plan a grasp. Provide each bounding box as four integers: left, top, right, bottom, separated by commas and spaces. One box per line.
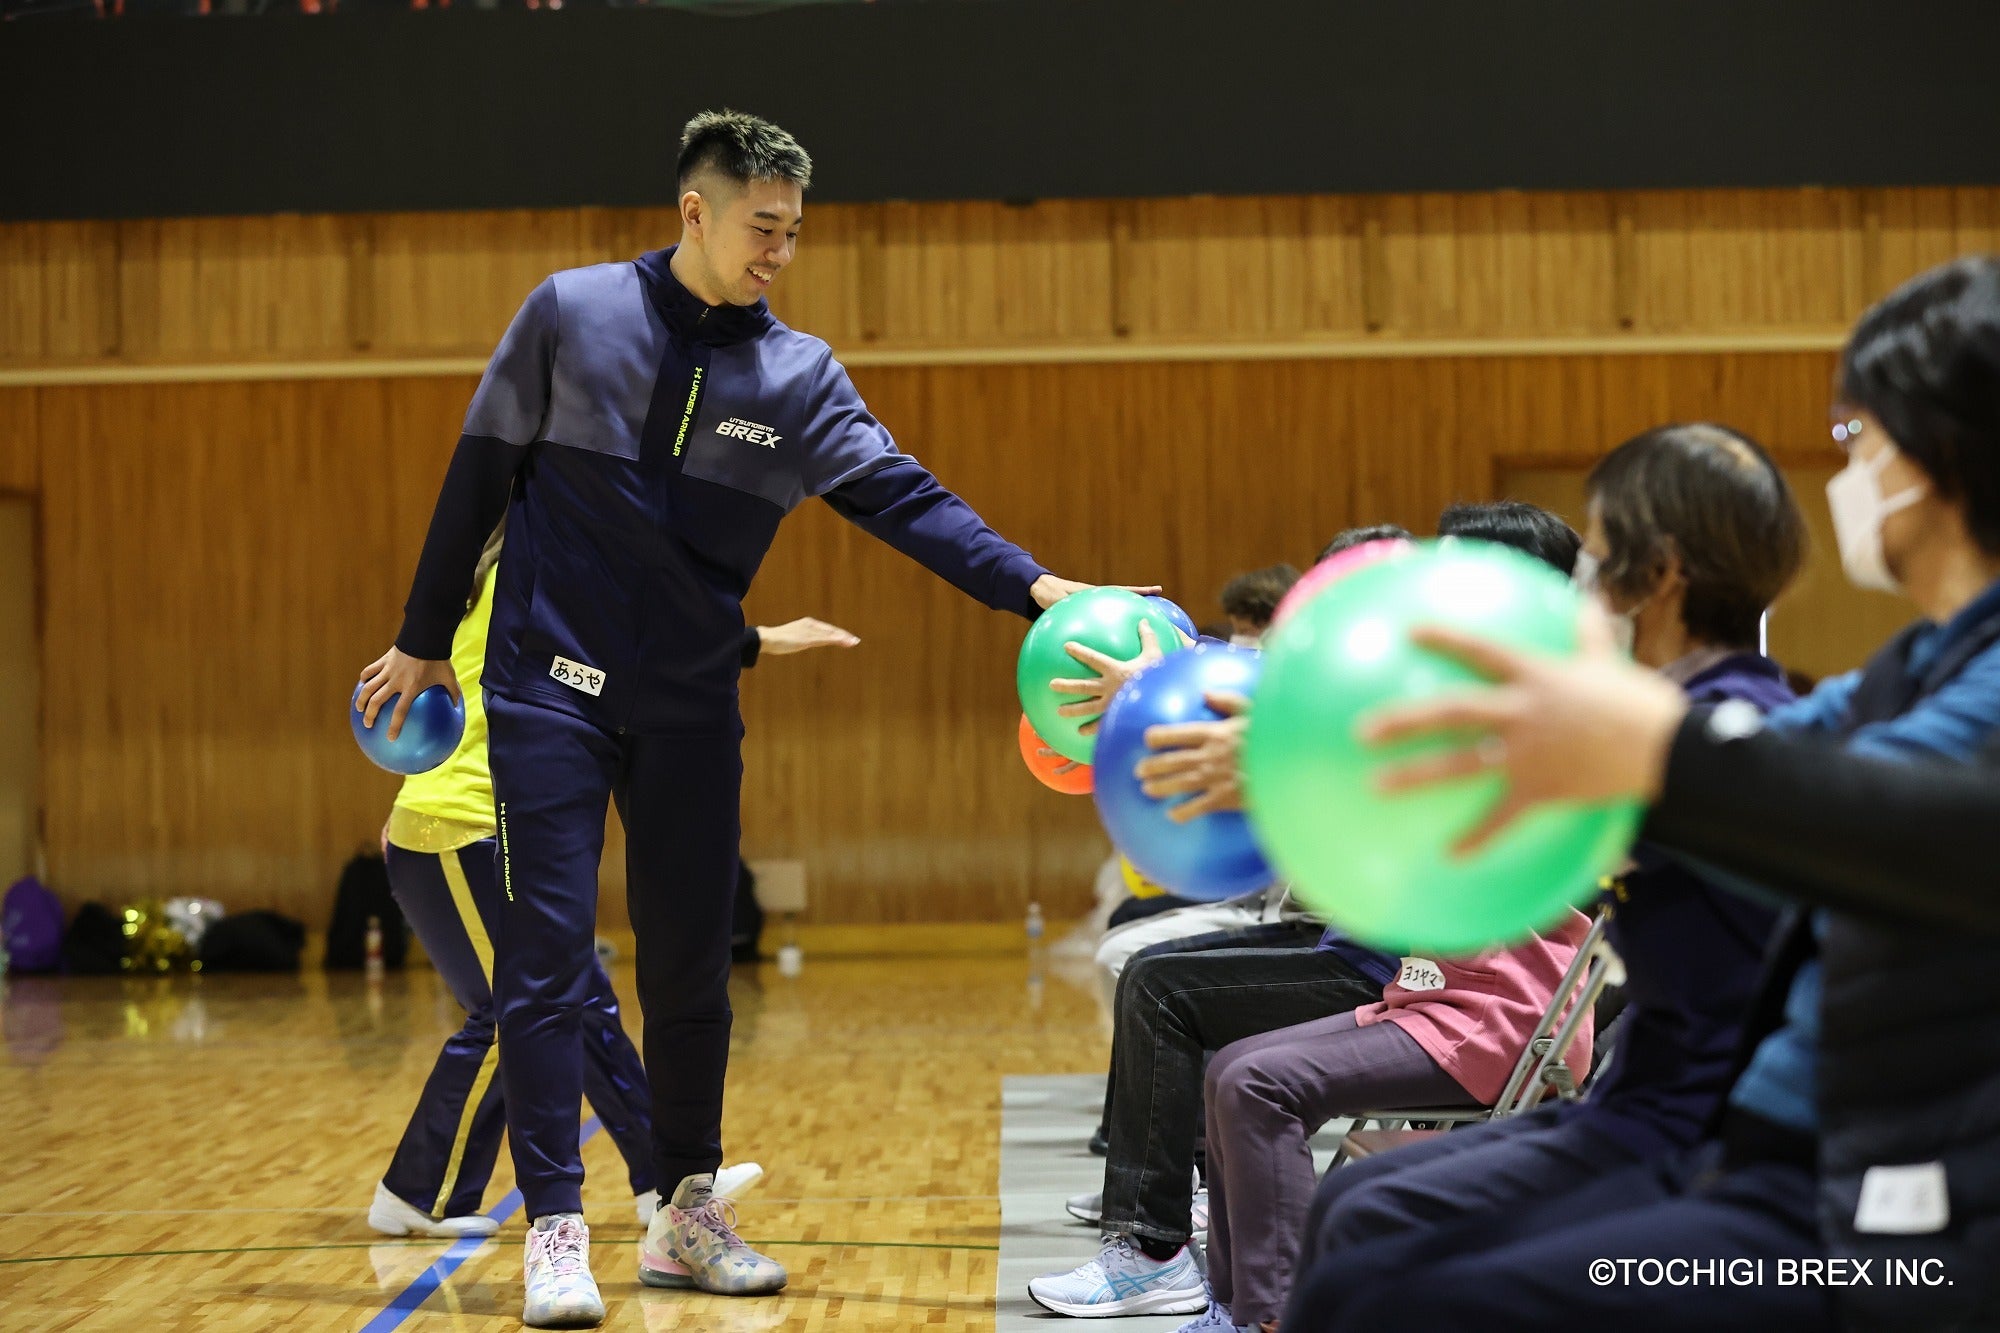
1397, 958, 1446, 991
1854, 1162, 1950, 1234
549, 655, 605, 697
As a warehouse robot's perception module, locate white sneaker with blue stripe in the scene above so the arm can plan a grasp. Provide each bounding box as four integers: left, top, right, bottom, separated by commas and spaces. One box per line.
1027, 1235, 1207, 1317
1174, 1287, 1250, 1332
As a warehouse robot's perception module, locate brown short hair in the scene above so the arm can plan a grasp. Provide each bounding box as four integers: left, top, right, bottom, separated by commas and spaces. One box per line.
1586, 422, 1806, 648
1219, 564, 1302, 629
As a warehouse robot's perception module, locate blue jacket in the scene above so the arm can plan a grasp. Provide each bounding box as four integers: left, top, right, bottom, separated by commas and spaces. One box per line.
396, 248, 1048, 730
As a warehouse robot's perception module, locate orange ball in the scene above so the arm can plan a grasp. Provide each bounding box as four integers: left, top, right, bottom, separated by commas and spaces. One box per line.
1018, 714, 1094, 794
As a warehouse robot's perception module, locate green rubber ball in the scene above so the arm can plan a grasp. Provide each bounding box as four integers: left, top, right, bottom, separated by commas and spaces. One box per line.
1241, 540, 1641, 954
1016, 588, 1186, 763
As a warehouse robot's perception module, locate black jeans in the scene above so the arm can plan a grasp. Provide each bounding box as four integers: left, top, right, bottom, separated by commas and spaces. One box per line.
1096, 921, 1324, 1155
1101, 927, 1382, 1247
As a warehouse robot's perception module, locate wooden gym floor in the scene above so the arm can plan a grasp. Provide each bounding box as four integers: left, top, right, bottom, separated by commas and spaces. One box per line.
0, 927, 1111, 1331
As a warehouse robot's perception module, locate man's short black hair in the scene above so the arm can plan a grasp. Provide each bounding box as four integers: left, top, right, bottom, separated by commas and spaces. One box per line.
1316, 524, 1414, 565
1437, 501, 1580, 576
677, 110, 813, 195
1219, 565, 1301, 629
1841, 255, 2000, 555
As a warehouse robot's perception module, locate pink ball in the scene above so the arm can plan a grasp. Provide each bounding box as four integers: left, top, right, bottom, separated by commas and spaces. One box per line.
1270, 539, 1416, 630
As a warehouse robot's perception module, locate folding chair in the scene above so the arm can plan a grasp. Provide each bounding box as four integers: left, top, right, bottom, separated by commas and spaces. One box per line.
1333, 911, 1623, 1164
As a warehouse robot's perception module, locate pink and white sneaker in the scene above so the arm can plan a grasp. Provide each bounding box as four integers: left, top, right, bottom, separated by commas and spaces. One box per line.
522, 1213, 604, 1328
638, 1172, 787, 1296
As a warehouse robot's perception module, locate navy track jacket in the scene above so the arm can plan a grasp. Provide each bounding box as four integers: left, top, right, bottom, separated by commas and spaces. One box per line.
396, 247, 1049, 731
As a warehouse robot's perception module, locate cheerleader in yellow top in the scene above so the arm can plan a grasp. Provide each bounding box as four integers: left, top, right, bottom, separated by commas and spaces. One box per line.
368, 531, 857, 1236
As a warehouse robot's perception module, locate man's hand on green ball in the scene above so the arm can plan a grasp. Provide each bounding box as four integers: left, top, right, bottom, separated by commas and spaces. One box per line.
1030, 575, 1164, 610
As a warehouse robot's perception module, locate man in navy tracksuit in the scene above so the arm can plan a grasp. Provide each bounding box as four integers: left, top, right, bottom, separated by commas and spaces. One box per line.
358, 111, 1102, 1328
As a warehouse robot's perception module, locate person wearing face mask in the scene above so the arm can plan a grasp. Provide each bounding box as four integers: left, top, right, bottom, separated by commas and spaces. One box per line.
1271, 425, 1806, 1299
1142, 451, 1804, 1332
1285, 256, 2000, 1333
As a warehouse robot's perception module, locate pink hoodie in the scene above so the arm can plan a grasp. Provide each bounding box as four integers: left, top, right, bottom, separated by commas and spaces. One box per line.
1351, 908, 1596, 1106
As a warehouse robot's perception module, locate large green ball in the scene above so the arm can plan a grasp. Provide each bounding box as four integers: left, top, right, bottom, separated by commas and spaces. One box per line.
1242, 541, 1640, 954
1017, 588, 1186, 763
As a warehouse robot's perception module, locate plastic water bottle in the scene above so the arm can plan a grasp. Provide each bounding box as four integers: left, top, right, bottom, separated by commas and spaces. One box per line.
1024, 902, 1046, 1009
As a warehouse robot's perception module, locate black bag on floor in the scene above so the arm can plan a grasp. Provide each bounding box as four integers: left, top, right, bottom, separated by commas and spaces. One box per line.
199, 910, 306, 972
62, 901, 126, 975
324, 853, 409, 970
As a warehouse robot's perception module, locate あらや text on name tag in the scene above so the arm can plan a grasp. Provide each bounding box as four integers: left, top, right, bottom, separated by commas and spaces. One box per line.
1397, 958, 1446, 991
549, 656, 606, 697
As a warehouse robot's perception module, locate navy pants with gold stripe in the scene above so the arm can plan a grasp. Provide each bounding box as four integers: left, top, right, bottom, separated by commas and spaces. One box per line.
380, 840, 655, 1220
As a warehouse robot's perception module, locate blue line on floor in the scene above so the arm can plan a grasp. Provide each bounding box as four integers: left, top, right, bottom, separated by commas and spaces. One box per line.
358, 1117, 603, 1333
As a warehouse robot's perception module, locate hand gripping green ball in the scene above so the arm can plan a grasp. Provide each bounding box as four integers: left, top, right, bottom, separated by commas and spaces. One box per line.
1016, 587, 1186, 763
1242, 541, 1641, 954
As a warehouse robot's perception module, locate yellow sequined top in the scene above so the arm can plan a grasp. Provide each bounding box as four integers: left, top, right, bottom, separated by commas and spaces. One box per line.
387, 568, 496, 854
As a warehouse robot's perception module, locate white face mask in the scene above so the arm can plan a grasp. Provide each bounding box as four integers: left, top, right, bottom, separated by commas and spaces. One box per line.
1826, 445, 1927, 594
1571, 550, 1641, 657
1604, 605, 1639, 656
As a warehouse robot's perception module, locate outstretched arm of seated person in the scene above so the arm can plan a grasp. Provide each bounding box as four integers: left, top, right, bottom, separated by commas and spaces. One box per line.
1650, 709, 2000, 935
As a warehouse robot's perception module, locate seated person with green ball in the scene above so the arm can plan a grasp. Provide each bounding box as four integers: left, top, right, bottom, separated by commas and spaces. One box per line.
1156, 423, 1809, 1333
1023, 502, 1590, 1321
1290, 255, 2000, 1333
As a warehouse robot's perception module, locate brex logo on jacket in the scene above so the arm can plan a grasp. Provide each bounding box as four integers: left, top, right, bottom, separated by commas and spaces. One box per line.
716, 417, 782, 448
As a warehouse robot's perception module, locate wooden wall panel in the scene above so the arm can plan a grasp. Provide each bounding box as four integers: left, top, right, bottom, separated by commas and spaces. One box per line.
114, 216, 353, 361
4, 187, 1998, 374
4, 349, 1886, 927
873, 199, 1118, 347
1626, 189, 1861, 332
0, 221, 120, 363
368, 210, 594, 356
33, 379, 415, 911
0, 387, 38, 493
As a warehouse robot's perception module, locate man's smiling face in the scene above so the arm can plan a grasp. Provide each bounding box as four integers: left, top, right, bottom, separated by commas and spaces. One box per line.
682, 176, 803, 307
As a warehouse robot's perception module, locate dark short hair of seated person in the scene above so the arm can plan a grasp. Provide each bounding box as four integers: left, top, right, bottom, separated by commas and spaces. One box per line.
1436, 500, 1581, 576
1316, 524, 1415, 565
1587, 423, 1807, 651
1220, 564, 1303, 631
1841, 254, 2000, 556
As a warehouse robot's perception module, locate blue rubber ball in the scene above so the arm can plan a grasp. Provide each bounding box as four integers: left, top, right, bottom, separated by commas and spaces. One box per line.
350, 685, 465, 775
1146, 596, 1198, 642
1092, 642, 1273, 902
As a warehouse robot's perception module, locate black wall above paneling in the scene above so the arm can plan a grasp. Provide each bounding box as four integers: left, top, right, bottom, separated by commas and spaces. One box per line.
6, 0, 1999, 220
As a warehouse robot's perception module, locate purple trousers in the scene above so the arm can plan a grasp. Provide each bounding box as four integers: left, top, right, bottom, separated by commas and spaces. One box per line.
1204, 1011, 1476, 1326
